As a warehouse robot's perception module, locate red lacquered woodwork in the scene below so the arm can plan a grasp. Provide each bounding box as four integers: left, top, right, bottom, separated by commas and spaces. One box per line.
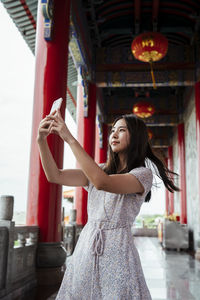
178, 123, 187, 224
168, 146, 174, 215
95, 124, 100, 163
99, 123, 108, 164
75, 82, 97, 225
165, 157, 169, 216
95, 123, 108, 164
195, 82, 200, 210
26, 0, 71, 242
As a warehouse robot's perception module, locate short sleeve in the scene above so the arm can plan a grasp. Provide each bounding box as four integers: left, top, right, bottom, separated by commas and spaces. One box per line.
129, 167, 153, 196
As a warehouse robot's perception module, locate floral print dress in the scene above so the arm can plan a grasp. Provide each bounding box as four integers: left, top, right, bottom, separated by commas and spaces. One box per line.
56, 167, 153, 300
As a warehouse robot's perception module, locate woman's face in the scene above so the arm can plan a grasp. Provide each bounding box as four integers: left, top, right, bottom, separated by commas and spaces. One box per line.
109, 118, 130, 153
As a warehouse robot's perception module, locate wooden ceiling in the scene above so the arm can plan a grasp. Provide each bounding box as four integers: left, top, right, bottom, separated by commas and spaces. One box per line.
2, 0, 200, 149
82, 0, 200, 149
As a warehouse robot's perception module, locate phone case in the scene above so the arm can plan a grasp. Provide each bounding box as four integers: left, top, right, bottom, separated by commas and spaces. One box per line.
50, 98, 63, 114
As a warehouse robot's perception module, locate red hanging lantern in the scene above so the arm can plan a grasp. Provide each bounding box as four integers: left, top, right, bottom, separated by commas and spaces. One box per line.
133, 101, 155, 118
131, 32, 168, 89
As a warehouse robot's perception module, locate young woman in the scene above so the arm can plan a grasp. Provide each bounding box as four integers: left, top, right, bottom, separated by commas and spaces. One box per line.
37, 110, 179, 300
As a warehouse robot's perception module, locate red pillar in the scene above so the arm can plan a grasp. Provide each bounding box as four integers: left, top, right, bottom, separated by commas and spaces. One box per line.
26, 0, 71, 242
75, 80, 96, 225
178, 123, 187, 224
168, 146, 174, 215
95, 123, 108, 164
165, 157, 170, 216
165, 189, 170, 216
95, 124, 100, 163
195, 82, 200, 211
99, 124, 108, 163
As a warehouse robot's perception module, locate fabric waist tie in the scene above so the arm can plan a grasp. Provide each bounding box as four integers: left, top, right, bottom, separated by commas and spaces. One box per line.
91, 227, 104, 257
88, 220, 131, 299
90, 227, 104, 299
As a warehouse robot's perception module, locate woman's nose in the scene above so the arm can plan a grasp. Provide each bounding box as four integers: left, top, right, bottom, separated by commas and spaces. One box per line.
112, 130, 118, 138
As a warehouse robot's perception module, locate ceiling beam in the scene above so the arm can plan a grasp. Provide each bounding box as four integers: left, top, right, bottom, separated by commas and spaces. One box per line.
144, 115, 179, 126
96, 66, 195, 88
151, 138, 171, 148
108, 110, 179, 116
100, 26, 193, 40
96, 62, 194, 72
107, 114, 179, 126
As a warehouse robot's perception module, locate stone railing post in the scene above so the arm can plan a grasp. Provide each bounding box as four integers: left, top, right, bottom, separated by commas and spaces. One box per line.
0, 195, 14, 221
0, 195, 39, 299
0, 195, 15, 294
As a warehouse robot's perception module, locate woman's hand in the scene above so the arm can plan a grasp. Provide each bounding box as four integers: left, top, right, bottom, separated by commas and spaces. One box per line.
37, 115, 53, 143
47, 109, 75, 143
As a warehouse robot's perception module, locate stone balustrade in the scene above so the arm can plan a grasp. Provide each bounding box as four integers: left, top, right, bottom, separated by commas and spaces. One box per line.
0, 195, 39, 300
0, 197, 81, 299
14, 225, 38, 247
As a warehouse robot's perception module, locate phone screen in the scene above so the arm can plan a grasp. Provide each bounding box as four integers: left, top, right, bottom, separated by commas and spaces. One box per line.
50, 98, 63, 114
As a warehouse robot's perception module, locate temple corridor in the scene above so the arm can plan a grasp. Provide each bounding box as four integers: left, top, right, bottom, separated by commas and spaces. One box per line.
2, 1, 200, 299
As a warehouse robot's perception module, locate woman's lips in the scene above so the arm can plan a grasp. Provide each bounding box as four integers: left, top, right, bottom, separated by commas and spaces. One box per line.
111, 141, 119, 145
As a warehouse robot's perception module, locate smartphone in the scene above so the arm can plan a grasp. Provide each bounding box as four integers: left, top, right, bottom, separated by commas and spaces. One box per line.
50, 97, 63, 115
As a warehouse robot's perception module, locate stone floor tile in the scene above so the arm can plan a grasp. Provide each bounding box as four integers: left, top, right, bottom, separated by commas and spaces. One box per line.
135, 237, 200, 300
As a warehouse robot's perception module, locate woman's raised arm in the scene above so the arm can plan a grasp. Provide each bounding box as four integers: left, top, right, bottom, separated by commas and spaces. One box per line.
47, 111, 144, 194
37, 116, 88, 187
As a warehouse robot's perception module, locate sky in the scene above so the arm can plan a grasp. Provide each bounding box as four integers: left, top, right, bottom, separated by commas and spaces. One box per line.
0, 4, 165, 219
0, 4, 76, 215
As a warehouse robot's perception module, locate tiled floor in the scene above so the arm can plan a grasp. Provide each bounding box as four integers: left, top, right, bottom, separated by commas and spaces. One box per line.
48, 237, 200, 300
135, 237, 200, 300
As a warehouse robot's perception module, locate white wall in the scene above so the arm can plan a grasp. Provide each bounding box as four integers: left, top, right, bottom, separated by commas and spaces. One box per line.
184, 92, 199, 250
173, 89, 200, 250
173, 130, 180, 215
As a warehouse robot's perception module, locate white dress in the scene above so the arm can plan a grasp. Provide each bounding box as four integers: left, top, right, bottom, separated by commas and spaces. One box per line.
56, 166, 153, 300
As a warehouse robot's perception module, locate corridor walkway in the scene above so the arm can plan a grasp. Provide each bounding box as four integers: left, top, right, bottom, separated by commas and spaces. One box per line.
48, 237, 200, 300
135, 237, 200, 300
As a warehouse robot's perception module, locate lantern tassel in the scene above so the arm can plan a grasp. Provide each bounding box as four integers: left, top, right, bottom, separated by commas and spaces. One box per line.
150, 61, 157, 90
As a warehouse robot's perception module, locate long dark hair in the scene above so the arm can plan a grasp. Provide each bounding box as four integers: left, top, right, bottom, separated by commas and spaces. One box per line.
104, 114, 180, 202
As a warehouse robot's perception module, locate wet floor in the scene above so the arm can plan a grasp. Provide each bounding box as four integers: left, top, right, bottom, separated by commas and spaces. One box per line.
135, 237, 200, 300
42, 237, 200, 300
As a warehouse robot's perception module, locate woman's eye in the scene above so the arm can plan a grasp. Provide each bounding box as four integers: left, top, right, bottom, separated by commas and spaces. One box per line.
120, 129, 125, 132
